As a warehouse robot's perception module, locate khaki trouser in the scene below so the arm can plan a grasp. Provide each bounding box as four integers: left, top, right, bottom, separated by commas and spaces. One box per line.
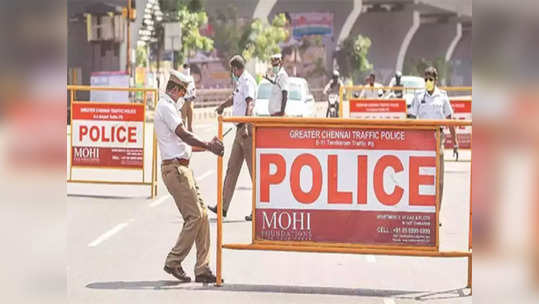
161, 161, 211, 276
223, 126, 253, 212
181, 100, 193, 132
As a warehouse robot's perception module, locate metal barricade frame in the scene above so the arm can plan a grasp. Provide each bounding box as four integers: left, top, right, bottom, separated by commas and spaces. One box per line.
67, 85, 159, 199
215, 116, 472, 294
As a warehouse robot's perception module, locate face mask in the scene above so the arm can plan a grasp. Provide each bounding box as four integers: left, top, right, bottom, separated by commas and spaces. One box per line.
231, 73, 238, 82
425, 80, 435, 91
272, 66, 280, 74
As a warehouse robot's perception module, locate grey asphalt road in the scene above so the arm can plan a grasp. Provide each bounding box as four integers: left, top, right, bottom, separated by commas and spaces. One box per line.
67, 109, 472, 304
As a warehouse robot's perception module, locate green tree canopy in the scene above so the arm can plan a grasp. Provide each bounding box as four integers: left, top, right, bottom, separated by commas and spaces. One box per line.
336, 34, 373, 82
242, 13, 288, 62
159, 0, 213, 67
210, 5, 251, 69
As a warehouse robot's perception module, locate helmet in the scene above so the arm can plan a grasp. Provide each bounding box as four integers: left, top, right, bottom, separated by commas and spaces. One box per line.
395, 71, 402, 78
332, 70, 340, 78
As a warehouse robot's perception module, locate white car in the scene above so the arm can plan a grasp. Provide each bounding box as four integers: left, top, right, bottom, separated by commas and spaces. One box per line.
253, 77, 315, 117
386, 75, 425, 108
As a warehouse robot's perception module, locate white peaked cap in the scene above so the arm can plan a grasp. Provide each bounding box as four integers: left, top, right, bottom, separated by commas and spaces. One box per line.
169, 70, 192, 86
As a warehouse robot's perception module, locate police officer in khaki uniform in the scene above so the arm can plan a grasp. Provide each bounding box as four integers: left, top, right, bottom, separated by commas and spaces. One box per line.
408, 66, 458, 210
208, 55, 257, 221
154, 70, 224, 283
179, 64, 196, 132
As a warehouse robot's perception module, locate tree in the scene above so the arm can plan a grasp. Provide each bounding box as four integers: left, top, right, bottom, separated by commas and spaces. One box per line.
242, 14, 288, 62
136, 45, 148, 68
336, 34, 373, 83
159, 0, 213, 68
210, 4, 251, 69
176, 7, 213, 65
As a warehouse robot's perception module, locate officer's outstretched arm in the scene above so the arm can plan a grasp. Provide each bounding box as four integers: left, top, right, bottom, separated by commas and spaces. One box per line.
175, 123, 224, 156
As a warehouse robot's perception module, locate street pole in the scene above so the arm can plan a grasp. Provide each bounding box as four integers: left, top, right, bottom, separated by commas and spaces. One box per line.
126, 0, 131, 77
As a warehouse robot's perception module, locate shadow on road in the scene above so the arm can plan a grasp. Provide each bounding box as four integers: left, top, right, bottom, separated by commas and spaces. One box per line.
86, 280, 188, 290
208, 218, 247, 224
395, 288, 471, 301
85, 280, 471, 299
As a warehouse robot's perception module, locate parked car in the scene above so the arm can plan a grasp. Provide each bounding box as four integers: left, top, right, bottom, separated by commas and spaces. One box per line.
386, 75, 425, 107
253, 77, 315, 117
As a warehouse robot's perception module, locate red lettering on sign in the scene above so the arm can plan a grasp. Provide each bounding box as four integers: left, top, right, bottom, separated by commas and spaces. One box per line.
260, 154, 286, 202
290, 154, 322, 204
102, 126, 111, 142
374, 155, 404, 206
90, 126, 99, 141
357, 155, 367, 204
409, 156, 436, 206
128, 127, 137, 143
117, 126, 126, 142
79, 126, 88, 141
327, 155, 352, 204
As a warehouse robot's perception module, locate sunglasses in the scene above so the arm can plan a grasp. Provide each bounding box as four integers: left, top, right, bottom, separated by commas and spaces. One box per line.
424, 77, 436, 82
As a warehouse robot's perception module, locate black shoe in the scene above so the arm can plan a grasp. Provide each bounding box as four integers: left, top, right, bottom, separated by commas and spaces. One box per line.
208, 205, 227, 217
245, 215, 252, 221
164, 265, 191, 282
195, 272, 221, 283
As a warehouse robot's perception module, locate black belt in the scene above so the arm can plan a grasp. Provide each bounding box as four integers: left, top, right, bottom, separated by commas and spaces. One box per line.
161, 158, 190, 166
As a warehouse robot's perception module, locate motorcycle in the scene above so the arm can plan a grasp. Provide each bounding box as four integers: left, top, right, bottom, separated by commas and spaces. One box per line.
326, 94, 339, 118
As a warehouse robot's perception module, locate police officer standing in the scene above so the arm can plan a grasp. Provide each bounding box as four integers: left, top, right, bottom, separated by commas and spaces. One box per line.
408, 66, 458, 210
154, 70, 224, 283
359, 73, 382, 99
208, 55, 257, 221
267, 53, 289, 116
180, 63, 196, 132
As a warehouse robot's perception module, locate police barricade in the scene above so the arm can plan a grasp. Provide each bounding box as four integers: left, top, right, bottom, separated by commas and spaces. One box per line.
215, 116, 472, 292
67, 85, 159, 198
445, 97, 472, 150
339, 86, 472, 153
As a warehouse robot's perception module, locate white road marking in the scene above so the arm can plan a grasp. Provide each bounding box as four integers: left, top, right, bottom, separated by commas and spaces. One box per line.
366, 255, 376, 263
149, 194, 171, 208
383, 299, 396, 304
197, 170, 214, 181
88, 222, 129, 247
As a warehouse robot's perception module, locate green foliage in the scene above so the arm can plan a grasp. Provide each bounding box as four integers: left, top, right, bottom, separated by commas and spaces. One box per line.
337, 34, 373, 82
159, 0, 203, 12
136, 45, 148, 67
176, 7, 213, 63
211, 5, 251, 69
159, 0, 213, 67
403, 57, 452, 85
242, 14, 288, 62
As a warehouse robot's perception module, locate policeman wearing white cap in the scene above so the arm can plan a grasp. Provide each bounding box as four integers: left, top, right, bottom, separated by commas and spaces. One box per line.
154, 70, 224, 283
267, 53, 289, 116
